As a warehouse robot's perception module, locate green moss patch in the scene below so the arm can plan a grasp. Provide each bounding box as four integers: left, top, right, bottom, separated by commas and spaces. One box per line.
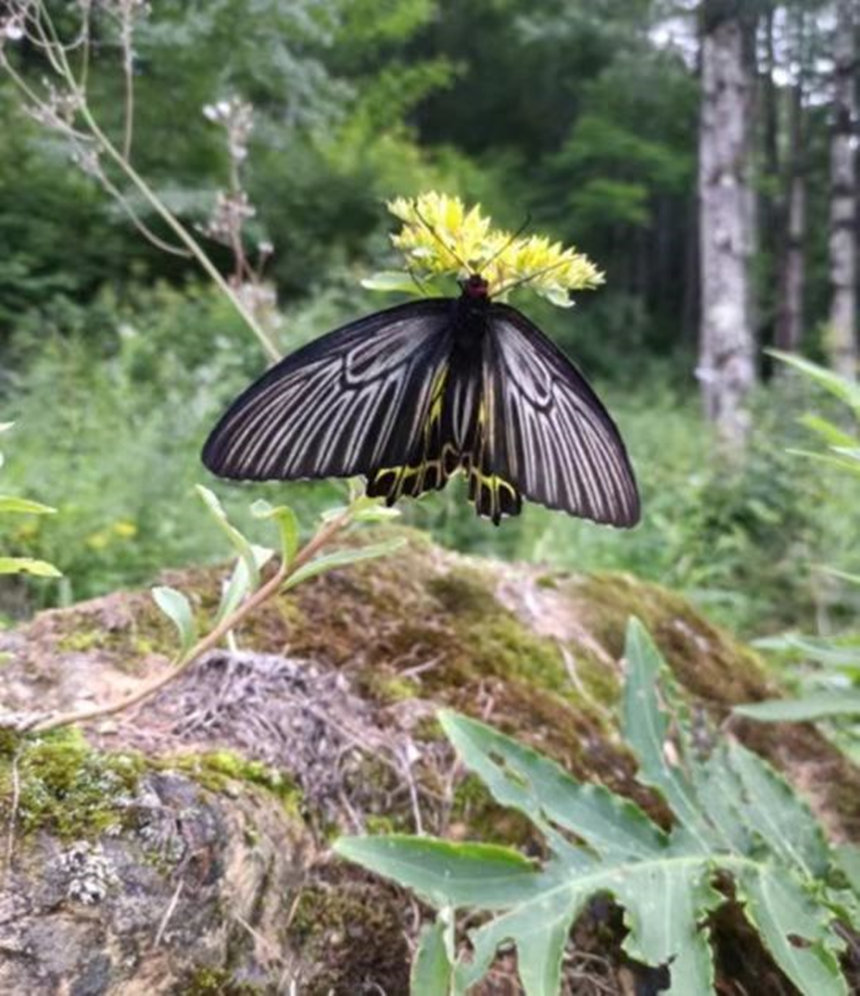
0, 727, 145, 839
159, 749, 302, 817
288, 874, 410, 995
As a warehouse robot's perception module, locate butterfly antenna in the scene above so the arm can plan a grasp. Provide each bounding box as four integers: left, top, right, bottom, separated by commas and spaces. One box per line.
494, 256, 573, 299
480, 212, 532, 272
413, 206, 471, 273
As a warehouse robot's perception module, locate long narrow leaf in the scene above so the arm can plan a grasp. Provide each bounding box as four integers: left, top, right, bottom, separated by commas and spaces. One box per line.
0, 556, 61, 578
282, 538, 405, 591
0, 496, 56, 516
196, 485, 260, 590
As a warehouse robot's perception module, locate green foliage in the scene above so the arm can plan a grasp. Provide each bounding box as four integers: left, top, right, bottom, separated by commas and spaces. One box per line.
734, 354, 860, 750
0, 423, 60, 581
148, 478, 405, 661
337, 619, 858, 996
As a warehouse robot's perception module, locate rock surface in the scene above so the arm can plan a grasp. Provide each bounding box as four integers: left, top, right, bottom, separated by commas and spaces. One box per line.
0, 531, 858, 994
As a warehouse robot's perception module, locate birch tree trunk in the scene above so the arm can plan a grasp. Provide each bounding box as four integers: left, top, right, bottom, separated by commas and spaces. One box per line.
776, 78, 806, 353
698, 0, 756, 452
827, 0, 858, 378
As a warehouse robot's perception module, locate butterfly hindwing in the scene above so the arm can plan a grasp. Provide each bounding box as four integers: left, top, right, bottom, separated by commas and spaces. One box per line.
202, 299, 454, 482
481, 303, 640, 527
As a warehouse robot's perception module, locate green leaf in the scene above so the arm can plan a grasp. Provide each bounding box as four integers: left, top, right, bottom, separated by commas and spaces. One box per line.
440, 710, 667, 861
751, 633, 860, 671
834, 844, 860, 896
622, 618, 714, 849
151, 585, 197, 655
770, 350, 860, 415
282, 537, 405, 591
736, 863, 847, 996
0, 556, 61, 578
786, 449, 860, 478
821, 567, 860, 588
411, 918, 454, 996
338, 619, 852, 996
361, 271, 446, 297
798, 413, 858, 449
734, 692, 860, 723
215, 544, 275, 624
540, 286, 574, 308
196, 485, 260, 589
0, 496, 57, 516
250, 499, 299, 564
334, 836, 543, 909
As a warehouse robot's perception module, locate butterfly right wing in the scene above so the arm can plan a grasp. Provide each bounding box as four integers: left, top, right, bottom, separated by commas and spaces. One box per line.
480, 303, 640, 527
202, 298, 455, 482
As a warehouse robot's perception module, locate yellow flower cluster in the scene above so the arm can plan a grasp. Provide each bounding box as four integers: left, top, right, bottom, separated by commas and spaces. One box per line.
384, 192, 604, 307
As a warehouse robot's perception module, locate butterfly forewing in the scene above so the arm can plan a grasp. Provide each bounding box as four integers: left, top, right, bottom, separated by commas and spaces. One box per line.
202, 300, 454, 481
481, 304, 640, 527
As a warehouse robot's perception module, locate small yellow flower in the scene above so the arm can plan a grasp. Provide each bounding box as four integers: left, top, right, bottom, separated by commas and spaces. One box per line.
382, 192, 603, 308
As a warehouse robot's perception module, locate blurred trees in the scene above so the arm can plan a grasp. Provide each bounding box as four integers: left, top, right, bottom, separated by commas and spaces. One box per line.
827, 0, 857, 378
697, 0, 757, 450
0, 0, 856, 380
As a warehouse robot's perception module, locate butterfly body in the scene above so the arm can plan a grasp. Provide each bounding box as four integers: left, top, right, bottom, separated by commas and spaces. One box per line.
203, 279, 640, 527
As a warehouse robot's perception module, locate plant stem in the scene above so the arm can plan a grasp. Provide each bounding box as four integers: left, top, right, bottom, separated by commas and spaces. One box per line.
28, 508, 354, 734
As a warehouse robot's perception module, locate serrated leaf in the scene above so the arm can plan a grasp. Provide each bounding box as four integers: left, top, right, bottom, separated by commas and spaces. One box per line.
411, 918, 453, 996
282, 537, 405, 591
0, 496, 57, 516
152, 585, 197, 655
736, 863, 847, 996
726, 740, 829, 879
250, 499, 299, 565
338, 618, 853, 996
334, 836, 543, 909
440, 710, 667, 861
0, 556, 62, 577
834, 844, 860, 896
622, 619, 714, 849
734, 692, 860, 722
196, 485, 259, 589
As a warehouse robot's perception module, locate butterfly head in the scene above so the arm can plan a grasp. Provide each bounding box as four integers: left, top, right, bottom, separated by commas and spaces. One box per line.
460, 274, 490, 300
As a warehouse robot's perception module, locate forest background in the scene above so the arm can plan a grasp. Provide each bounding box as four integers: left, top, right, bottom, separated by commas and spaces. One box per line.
0, 0, 858, 644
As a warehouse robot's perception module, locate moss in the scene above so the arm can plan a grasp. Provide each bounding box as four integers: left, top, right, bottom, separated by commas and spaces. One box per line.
0, 727, 22, 759
574, 572, 771, 705
427, 569, 569, 690
356, 669, 421, 705
0, 728, 146, 839
179, 966, 260, 996
450, 773, 536, 848
160, 749, 303, 818
288, 878, 410, 994
55, 629, 106, 653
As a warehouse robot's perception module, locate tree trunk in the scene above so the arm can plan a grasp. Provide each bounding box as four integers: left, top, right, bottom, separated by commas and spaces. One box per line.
698, 0, 757, 452
827, 0, 858, 378
776, 76, 806, 353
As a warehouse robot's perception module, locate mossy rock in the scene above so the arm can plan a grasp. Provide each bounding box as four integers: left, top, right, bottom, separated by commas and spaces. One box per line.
0, 528, 858, 993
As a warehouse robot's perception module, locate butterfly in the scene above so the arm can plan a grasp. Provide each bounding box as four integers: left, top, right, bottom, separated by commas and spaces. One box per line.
202, 272, 640, 527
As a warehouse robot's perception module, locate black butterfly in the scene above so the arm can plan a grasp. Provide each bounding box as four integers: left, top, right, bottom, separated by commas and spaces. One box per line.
202, 273, 640, 527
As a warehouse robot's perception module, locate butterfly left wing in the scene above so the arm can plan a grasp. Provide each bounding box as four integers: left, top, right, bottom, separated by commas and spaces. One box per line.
203, 298, 454, 482
479, 303, 640, 527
